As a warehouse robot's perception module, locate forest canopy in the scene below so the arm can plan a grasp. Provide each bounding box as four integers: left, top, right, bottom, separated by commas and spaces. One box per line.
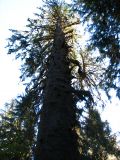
0, 0, 120, 160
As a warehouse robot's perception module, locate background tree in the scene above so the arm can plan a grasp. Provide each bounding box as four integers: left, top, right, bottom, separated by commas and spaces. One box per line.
73, 0, 120, 98
0, 100, 34, 160
79, 108, 120, 160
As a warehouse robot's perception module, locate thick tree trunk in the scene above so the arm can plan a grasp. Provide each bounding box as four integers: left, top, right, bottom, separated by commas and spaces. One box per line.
34, 21, 80, 160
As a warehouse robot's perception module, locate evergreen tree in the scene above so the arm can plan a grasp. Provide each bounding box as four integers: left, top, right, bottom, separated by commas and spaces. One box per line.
0, 100, 34, 160
79, 108, 120, 160
7, 1, 81, 159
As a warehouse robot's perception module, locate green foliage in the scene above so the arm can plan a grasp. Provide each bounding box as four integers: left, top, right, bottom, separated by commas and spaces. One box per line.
80, 109, 120, 159
73, 0, 120, 99
0, 101, 33, 160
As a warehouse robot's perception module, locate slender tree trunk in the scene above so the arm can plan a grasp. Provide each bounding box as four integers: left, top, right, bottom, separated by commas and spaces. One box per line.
34, 20, 80, 160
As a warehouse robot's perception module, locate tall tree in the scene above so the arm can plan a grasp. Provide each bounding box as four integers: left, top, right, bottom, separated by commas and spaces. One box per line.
7, 1, 82, 159
34, 2, 80, 160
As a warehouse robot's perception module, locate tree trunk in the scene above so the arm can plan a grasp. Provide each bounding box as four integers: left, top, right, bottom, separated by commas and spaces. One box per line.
34, 20, 80, 160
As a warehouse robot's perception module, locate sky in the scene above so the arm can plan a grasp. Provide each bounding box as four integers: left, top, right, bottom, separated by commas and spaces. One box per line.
0, 0, 41, 107
0, 0, 120, 137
